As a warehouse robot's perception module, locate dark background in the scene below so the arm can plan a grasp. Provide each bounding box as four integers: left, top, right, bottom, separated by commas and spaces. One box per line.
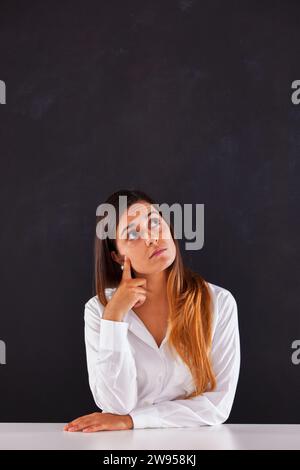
0, 0, 299, 423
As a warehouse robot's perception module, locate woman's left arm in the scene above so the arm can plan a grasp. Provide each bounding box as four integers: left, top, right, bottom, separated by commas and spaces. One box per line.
129, 290, 241, 429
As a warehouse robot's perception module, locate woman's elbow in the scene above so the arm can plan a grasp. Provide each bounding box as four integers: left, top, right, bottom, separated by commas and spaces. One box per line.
204, 406, 232, 426
215, 412, 230, 425
92, 388, 138, 415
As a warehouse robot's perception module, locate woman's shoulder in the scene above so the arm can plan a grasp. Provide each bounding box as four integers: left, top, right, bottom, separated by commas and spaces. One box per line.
205, 280, 239, 332
206, 280, 237, 306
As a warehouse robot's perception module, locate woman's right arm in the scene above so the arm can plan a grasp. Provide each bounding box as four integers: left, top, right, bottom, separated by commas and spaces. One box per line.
84, 255, 147, 415
84, 299, 138, 415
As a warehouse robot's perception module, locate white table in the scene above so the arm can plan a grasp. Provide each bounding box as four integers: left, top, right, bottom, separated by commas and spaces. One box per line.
0, 423, 299, 450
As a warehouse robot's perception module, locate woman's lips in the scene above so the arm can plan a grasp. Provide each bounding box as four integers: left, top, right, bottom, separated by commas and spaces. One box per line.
150, 248, 167, 258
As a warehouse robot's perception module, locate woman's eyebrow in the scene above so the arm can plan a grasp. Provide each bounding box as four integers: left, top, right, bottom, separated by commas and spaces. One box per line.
121, 209, 156, 236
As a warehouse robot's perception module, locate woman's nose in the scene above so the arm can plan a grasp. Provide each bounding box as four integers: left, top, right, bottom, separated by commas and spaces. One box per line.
145, 233, 158, 245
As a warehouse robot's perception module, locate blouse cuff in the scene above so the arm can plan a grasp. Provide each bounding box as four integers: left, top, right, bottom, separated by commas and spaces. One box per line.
129, 404, 161, 429
99, 318, 130, 351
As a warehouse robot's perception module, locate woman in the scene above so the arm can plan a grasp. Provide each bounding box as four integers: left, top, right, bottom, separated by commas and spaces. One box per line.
64, 189, 240, 432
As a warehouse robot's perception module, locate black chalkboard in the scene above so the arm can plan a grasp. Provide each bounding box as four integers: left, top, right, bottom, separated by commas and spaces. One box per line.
0, 0, 299, 423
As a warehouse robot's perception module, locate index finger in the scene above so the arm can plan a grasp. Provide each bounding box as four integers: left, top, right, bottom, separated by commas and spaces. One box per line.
122, 255, 132, 280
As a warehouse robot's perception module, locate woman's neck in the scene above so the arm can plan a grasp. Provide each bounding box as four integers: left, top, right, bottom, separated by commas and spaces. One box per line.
132, 269, 169, 313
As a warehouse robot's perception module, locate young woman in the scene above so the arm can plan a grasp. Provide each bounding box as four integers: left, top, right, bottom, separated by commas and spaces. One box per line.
64, 189, 240, 432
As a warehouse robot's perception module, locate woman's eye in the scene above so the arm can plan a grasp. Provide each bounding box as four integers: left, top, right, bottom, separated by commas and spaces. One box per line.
128, 230, 139, 240
150, 217, 160, 227
128, 218, 160, 240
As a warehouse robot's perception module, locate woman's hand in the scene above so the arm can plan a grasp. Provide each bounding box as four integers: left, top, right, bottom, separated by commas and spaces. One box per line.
63, 412, 134, 432
103, 255, 147, 321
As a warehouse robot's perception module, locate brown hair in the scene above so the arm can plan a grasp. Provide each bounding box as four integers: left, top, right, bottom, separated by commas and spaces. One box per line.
94, 188, 216, 398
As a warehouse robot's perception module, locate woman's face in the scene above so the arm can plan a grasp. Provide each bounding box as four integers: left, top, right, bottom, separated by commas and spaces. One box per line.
112, 201, 176, 275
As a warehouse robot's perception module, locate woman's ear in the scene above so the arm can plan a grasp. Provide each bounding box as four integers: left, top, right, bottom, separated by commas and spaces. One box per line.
111, 250, 123, 266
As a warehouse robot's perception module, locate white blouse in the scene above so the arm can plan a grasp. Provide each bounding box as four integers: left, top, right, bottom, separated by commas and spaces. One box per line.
84, 281, 241, 429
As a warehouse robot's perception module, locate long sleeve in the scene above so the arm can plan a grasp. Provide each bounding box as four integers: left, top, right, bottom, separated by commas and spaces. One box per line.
84, 299, 138, 415
129, 290, 241, 429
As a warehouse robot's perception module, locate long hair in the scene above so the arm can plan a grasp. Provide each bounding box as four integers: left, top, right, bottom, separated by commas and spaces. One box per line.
94, 188, 216, 398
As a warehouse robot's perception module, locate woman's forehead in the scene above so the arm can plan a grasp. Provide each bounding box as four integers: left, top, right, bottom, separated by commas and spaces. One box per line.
118, 202, 158, 232
122, 202, 157, 220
